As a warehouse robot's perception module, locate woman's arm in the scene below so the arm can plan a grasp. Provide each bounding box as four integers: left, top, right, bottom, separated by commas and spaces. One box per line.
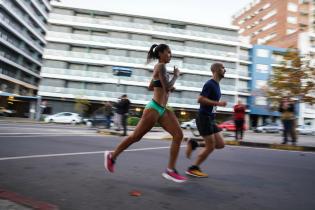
148, 80, 154, 91
158, 64, 179, 92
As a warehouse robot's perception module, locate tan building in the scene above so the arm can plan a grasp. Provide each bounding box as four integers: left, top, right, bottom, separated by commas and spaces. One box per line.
232, 0, 313, 48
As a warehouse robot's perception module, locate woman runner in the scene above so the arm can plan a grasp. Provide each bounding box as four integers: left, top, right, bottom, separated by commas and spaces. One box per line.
104, 44, 187, 183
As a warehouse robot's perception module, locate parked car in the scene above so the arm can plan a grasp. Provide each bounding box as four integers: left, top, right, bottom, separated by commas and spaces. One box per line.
254, 123, 282, 133
44, 112, 82, 124
0, 107, 16, 117
180, 119, 196, 129
84, 117, 113, 128
297, 125, 315, 135
218, 120, 247, 131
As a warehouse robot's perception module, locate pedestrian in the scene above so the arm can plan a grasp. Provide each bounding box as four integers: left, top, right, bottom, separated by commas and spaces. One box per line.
185, 63, 226, 178
104, 101, 113, 129
234, 100, 246, 140
104, 44, 187, 183
279, 97, 297, 145
119, 94, 130, 136
113, 97, 122, 131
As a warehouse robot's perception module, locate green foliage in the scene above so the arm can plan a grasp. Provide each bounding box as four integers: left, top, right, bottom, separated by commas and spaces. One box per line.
74, 98, 90, 116
266, 49, 315, 106
128, 116, 140, 126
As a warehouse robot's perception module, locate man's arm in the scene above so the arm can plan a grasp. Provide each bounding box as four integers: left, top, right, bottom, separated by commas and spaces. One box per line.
158, 64, 178, 91
198, 95, 226, 107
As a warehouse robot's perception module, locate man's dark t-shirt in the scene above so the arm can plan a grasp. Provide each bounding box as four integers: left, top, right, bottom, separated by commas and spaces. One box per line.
199, 79, 221, 119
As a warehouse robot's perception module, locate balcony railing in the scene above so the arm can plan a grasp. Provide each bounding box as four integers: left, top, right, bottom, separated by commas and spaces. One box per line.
44, 49, 251, 78
39, 85, 236, 107
47, 31, 239, 60
2, 0, 45, 42
49, 13, 240, 43
41, 67, 248, 93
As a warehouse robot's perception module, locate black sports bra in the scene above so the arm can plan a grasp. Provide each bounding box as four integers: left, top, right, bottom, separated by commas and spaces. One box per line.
152, 79, 162, 87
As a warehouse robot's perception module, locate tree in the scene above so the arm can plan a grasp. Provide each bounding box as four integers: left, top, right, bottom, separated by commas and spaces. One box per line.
266, 49, 315, 108
74, 98, 90, 116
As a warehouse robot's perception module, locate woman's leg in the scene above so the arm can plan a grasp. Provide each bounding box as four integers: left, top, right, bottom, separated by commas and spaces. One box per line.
158, 110, 183, 170
111, 109, 159, 159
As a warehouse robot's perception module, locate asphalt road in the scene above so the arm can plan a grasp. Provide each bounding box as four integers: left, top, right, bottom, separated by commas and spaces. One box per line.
0, 122, 315, 210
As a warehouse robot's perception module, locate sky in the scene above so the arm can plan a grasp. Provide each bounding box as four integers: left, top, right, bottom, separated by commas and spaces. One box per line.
56, 0, 253, 27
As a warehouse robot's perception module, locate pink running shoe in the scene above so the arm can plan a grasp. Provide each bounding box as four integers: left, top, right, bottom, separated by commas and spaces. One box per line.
104, 151, 115, 173
162, 169, 187, 183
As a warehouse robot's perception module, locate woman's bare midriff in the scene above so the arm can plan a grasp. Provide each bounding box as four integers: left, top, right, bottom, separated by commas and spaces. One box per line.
152, 88, 169, 107
152, 64, 170, 107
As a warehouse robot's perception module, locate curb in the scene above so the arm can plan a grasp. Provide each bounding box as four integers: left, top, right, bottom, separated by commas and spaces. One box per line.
186, 137, 315, 152
0, 188, 58, 210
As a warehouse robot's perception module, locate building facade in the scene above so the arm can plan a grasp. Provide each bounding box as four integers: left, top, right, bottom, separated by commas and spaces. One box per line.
38, 2, 252, 120
0, 0, 51, 118
232, 0, 312, 48
249, 45, 285, 127
249, 44, 315, 129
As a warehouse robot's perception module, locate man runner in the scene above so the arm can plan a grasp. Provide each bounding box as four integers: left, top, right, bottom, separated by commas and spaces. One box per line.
186, 63, 227, 178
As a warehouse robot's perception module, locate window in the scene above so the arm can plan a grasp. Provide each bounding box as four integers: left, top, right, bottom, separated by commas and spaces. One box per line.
262, 10, 277, 21
256, 80, 267, 89
287, 29, 297, 34
287, 16, 297, 24
262, 21, 277, 31
288, 2, 298, 12
256, 49, 269, 57
255, 97, 268, 105
262, 3, 271, 10
238, 19, 244, 24
256, 64, 269, 73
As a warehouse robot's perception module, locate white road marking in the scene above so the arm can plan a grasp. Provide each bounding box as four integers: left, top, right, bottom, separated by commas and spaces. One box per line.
0, 146, 184, 161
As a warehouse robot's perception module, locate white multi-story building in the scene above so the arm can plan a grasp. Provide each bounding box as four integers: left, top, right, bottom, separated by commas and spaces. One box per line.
39, 2, 252, 119
0, 0, 51, 117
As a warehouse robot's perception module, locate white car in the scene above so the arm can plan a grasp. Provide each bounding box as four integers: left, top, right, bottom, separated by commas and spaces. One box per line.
45, 112, 82, 124
297, 125, 315, 135
180, 119, 196, 129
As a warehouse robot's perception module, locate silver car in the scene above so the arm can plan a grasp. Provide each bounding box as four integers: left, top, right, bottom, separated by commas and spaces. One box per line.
254, 123, 283, 133
297, 125, 315, 135
180, 119, 196, 129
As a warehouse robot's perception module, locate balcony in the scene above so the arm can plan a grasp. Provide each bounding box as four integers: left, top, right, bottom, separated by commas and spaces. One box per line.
49, 13, 240, 45
16, 0, 47, 32
0, 13, 43, 53
0, 35, 42, 66
30, 0, 49, 20
46, 31, 240, 61
44, 49, 251, 79
38, 85, 236, 108
2, 0, 46, 43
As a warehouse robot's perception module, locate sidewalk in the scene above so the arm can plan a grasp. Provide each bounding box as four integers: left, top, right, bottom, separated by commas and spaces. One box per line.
98, 128, 315, 152
0, 117, 45, 124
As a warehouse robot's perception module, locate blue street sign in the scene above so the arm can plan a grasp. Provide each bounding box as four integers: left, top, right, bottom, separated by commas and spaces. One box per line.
112, 66, 133, 77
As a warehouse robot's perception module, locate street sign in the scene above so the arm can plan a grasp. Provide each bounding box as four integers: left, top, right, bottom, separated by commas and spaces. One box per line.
112, 66, 132, 77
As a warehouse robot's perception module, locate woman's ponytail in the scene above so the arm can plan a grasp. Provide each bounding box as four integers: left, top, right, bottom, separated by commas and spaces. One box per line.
147, 44, 158, 64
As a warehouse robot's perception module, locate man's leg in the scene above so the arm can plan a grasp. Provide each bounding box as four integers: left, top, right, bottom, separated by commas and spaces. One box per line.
186, 135, 215, 178
282, 120, 289, 144
122, 114, 128, 136
234, 120, 239, 140
214, 132, 225, 149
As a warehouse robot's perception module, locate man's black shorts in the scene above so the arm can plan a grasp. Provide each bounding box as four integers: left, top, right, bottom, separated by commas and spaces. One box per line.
196, 113, 222, 136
